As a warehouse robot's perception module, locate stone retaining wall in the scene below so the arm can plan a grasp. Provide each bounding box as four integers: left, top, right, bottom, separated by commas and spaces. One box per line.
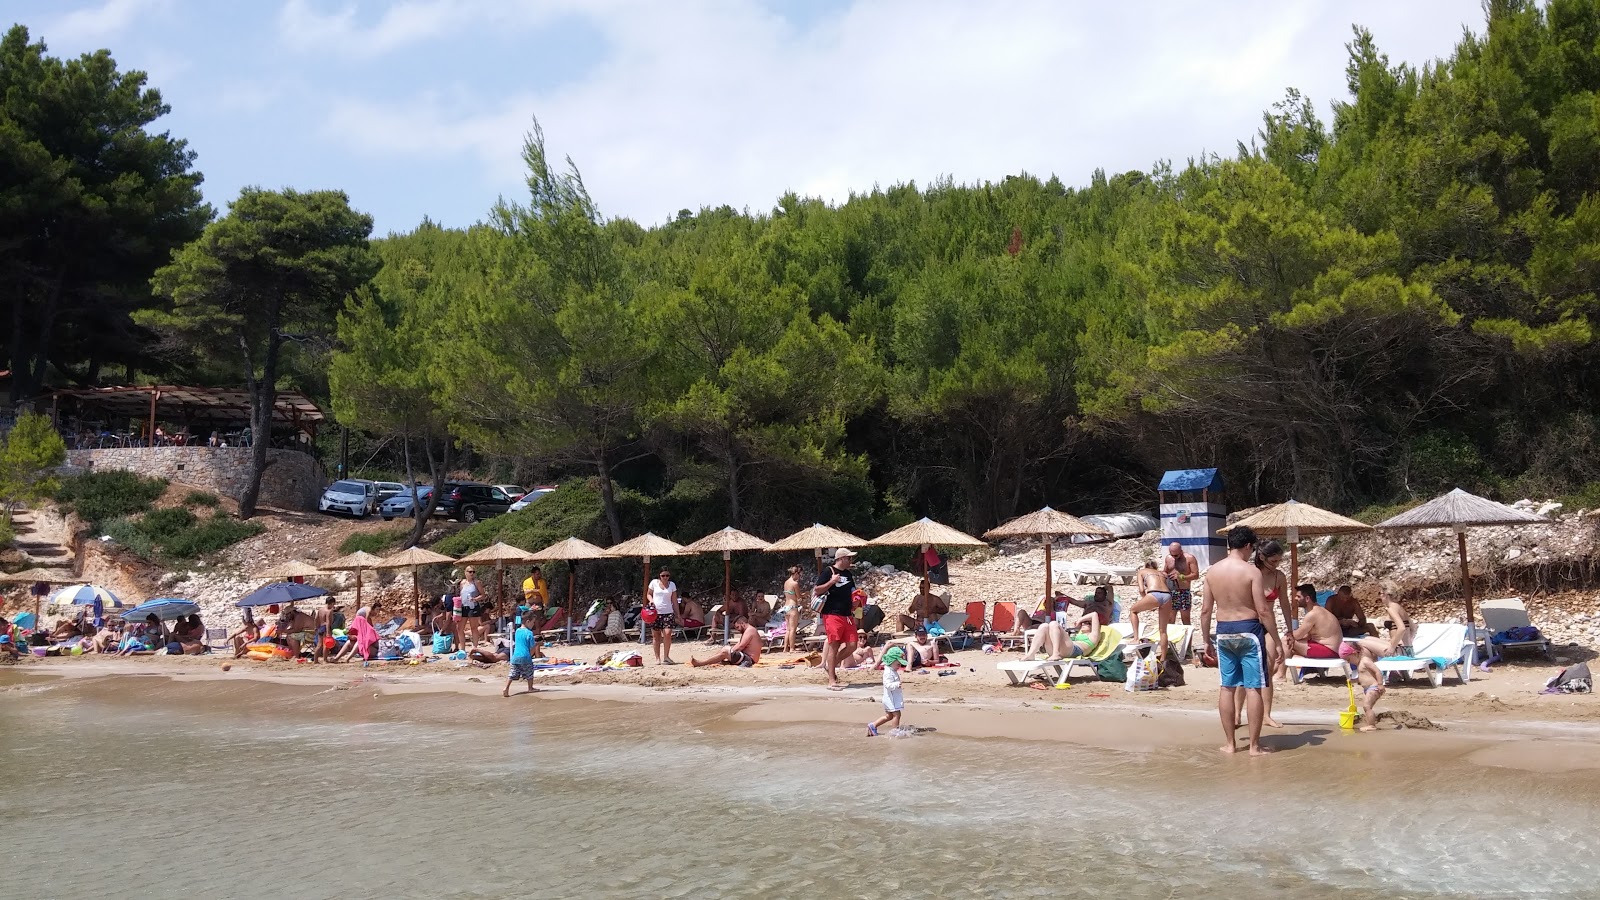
65, 447, 323, 512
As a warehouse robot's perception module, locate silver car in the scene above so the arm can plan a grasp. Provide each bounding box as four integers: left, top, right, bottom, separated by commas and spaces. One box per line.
318, 479, 378, 518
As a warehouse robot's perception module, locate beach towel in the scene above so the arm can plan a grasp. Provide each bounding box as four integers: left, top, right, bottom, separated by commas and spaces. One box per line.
349, 614, 379, 658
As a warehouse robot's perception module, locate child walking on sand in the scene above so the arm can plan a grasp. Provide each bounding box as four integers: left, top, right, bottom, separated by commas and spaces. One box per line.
503, 616, 540, 697
868, 646, 908, 736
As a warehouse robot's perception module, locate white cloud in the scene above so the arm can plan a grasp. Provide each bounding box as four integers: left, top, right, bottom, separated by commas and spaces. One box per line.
277, 0, 572, 58
308, 0, 1482, 226
47, 0, 171, 45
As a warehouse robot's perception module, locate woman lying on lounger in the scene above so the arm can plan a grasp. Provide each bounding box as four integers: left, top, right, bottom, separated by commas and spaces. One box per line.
1022, 611, 1101, 662
1353, 581, 1414, 660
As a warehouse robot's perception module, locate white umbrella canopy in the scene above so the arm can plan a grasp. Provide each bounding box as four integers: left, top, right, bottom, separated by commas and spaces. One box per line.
1376, 488, 1550, 623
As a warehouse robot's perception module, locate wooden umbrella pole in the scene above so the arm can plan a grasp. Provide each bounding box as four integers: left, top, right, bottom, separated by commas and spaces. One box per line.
723, 551, 733, 644
1287, 525, 1300, 632
412, 568, 420, 626
920, 543, 931, 610
354, 567, 362, 608
1458, 530, 1473, 625
567, 565, 577, 643
497, 561, 506, 614
639, 556, 651, 645
814, 548, 824, 579
1043, 535, 1053, 608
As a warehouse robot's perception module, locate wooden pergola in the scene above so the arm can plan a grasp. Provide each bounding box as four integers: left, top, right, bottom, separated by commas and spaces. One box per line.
44, 385, 325, 444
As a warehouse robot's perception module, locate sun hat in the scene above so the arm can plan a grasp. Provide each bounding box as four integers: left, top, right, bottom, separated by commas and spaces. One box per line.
834, 547, 856, 560
882, 646, 907, 668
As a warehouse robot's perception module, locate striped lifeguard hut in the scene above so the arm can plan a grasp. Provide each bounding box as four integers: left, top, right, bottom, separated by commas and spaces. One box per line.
1158, 469, 1227, 571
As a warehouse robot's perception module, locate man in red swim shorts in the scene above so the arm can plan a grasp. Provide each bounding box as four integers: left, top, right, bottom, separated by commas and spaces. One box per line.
1288, 583, 1346, 661
814, 547, 860, 691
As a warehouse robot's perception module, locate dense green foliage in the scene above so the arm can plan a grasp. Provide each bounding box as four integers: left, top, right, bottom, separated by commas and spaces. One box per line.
332, 1, 1600, 530
0, 26, 209, 405
142, 187, 378, 518
0, 411, 67, 514
104, 505, 262, 561
17, 2, 1600, 537
53, 471, 168, 530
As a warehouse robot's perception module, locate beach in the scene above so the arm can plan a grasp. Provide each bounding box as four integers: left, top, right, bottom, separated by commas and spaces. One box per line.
7, 658, 1600, 899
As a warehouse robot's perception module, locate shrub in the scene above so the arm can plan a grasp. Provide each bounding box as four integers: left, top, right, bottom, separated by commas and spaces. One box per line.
0, 516, 13, 548
139, 506, 197, 540
338, 527, 408, 556
55, 471, 168, 529
103, 515, 156, 559
183, 490, 221, 508
161, 513, 264, 560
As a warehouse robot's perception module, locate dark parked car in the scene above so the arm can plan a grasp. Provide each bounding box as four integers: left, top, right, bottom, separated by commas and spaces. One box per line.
433, 482, 515, 523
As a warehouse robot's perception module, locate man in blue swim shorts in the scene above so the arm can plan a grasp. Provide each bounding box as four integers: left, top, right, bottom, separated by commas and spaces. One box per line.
1201, 525, 1282, 757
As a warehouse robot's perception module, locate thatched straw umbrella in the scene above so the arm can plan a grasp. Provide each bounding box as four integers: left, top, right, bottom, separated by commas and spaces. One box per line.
681, 527, 773, 642
984, 507, 1112, 606
767, 523, 867, 578
375, 546, 456, 624
867, 518, 987, 610
252, 560, 327, 581
605, 533, 685, 641
1375, 488, 1549, 623
0, 568, 75, 630
1220, 500, 1372, 602
456, 542, 538, 614
528, 537, 610, 641
320, 550, 385, 608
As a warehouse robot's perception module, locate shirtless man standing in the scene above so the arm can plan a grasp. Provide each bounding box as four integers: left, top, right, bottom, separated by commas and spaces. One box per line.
1287, 584, 1344, 662
1200, 525, 1282, 756
1164, 542, 1198, 626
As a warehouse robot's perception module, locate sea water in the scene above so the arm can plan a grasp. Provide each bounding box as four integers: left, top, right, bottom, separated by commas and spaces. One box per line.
2, 672, 1597, 899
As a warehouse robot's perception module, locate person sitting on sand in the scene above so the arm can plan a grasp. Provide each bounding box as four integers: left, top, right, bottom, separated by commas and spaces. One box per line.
230, 610, 261, 658
1022, 611, 1101, 661
85, 622, 122, 654
840, 640, 878, 669
173, 614, 207, 655
1326, 585, 1379, 638
690, 617, 763, 668
898, 591, 950, 632
1287, 584, 1344, 663
0, 617, 16, 660
902, 626, 943, 668
48, 615, 84, 642
118, 614, 164, 655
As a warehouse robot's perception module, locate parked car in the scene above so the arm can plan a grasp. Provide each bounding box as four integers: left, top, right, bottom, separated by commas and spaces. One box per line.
380, 485, 434, 520
374, 481, 408, 503
507, 485, 558, 513
433, 482, 515, 523
494, 484, 527, 501
319, 479, 378, 518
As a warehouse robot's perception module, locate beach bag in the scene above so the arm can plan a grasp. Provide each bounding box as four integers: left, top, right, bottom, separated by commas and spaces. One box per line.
1124, 646, 1161, 692
861, 604, 884, 633
1096, 654, 1128, 682
432, 633, 453, 654
641, 606, 658, 625
1156, 645, 1186, 687
1544, 662, 1592, 694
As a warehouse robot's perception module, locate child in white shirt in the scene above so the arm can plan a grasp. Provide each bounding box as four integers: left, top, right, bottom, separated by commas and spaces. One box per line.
868, 646, 907, 736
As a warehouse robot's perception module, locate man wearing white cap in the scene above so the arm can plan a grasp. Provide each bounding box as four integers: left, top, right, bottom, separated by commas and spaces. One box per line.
814, 547, 859, 690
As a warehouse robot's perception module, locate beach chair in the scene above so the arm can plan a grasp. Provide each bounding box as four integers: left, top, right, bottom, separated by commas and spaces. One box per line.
203, 626, 229, 653
1480, 598, 1552, 659
1375, 623, 1474, 687
988, 602, 1023, 649
1057, 626, 1125, 682
928, 610, 969, 653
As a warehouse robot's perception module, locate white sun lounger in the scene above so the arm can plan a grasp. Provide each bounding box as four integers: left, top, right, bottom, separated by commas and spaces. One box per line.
1480, 598, 1552, 659
997, 658, 1069, 685
1056, 559, 1137, 586
1375, 623, 1474, 687
1287, 652, 1350, 682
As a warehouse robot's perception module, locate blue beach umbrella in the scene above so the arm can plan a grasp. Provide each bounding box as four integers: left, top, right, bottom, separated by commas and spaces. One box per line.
123, 599, 200, 621
237, 581, 328, 608
49, 584, 123, 608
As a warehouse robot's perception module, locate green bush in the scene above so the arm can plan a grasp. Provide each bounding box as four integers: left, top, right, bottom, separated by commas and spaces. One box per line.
103, 515, 156, 559
183, 490, 221, 508
338, 527, 408, 556
139, 506, 197, 539
161, 513, 264, 560
432, 480, 625, 557
55, 471, 168, 529
0, 516, 14, 548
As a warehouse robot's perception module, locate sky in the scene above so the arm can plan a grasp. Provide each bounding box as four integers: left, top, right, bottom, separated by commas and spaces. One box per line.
11, 0, 1484, 236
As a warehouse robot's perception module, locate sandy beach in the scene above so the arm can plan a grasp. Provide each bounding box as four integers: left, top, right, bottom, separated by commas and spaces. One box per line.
11, 635, 1600, 768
